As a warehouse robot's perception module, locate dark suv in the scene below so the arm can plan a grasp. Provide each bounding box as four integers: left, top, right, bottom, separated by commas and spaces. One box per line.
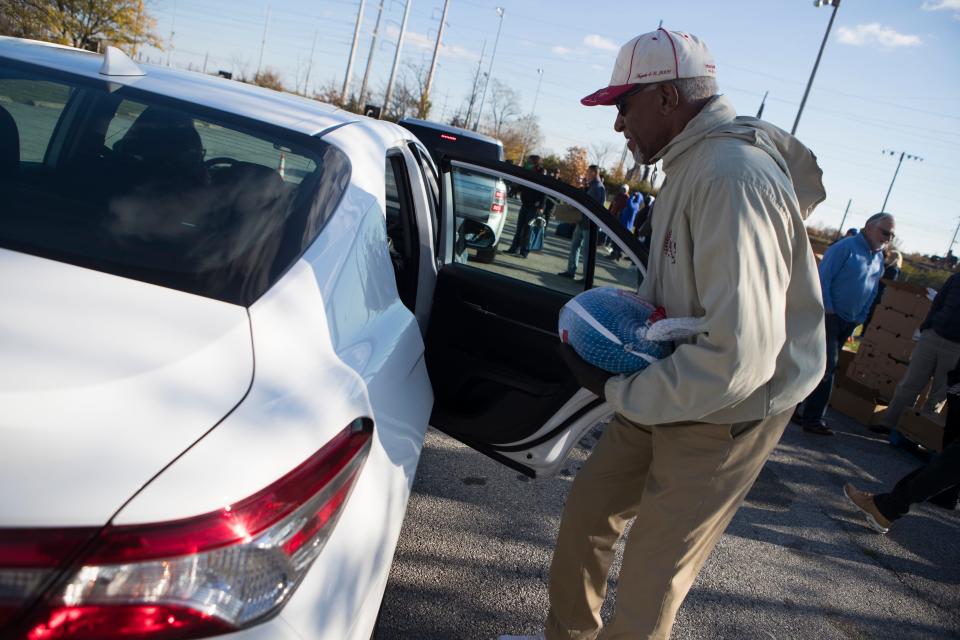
398, 118, 508, 263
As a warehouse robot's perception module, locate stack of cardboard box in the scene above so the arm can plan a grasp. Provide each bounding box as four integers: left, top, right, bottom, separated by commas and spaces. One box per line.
830, 280, 945, 449
849, 281, 931, 399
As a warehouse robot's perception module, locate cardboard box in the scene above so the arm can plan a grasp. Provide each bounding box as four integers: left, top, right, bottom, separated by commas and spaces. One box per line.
897, 409, 945, 452
830, 386, 887, 426
879, 357, 908, 382
870, 307, 921, 338
846, 361, 882, 391
835, 371, 879, 401
876, 376, 899, 402
862, 326, 916, 362
838, 348, 855, 374
880, 280, 933, 317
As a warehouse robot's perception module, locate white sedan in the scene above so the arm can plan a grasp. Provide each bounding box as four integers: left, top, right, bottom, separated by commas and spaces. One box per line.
0, 38, 646, 640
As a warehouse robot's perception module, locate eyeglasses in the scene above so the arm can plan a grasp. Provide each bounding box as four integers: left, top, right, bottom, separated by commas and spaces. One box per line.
615, 84, 658, 116
878, 228, 895, 240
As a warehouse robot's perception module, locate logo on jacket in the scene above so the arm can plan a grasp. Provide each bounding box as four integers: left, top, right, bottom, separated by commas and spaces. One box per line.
663, 229, 677, 265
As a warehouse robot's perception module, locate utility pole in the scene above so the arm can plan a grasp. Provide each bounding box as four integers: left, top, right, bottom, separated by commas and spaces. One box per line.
834, 198, 852, 240
166, 0, 177, 66
948, 217, 960, 258
358, 0, 385, 109
202, 51, 209, 74
132, 0, 144, 59
616, 142, 629, 177
424, 0, 451, 109
257, 3, 271, 77
756, 90, 768, 119
518, 68, 543, 163
881, 149, 923, 213
473, 7, 504, 131
342, 0, 367, 106
464, 40, 486, 127
303, 29, 319, 96
792, 0, 840, 135
384, 0, 412, 116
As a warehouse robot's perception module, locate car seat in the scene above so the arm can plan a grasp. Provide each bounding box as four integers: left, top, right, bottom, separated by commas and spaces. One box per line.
113, 106, 207, 189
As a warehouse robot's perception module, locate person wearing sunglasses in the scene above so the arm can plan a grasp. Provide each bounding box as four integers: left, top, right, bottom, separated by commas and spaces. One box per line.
793, 212, 896, 436
499, 27, 828, 640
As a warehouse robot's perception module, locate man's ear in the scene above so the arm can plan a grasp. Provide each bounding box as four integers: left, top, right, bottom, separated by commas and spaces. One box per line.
658, 83, 680, 114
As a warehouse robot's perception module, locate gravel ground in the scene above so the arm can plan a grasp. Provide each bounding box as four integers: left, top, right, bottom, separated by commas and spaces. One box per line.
376, 409, 960, 640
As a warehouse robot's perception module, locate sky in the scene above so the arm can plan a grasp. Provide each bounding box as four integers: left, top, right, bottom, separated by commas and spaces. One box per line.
139, 0, 960, 257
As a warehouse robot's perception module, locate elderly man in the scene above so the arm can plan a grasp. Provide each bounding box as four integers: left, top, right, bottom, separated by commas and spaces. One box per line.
499, 28, 826, 640
794, 212, 896, 436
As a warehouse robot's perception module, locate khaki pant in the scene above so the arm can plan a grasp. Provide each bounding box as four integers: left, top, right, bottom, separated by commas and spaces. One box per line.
545, 410, 791, 640
880, 329, 960, 429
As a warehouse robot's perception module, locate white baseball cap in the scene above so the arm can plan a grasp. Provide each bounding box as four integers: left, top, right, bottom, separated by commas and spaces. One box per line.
581, 28, 716, 106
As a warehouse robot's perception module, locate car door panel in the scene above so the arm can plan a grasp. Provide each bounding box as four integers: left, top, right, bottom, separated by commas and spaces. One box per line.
425, 155, 648, 477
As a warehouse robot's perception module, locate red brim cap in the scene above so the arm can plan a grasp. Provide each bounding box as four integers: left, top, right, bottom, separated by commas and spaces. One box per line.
581, 83, 636, 106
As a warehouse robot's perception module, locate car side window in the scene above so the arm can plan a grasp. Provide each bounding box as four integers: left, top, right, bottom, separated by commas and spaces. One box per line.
385, 152, 420, 311
408, 142, 440, 251
0, 76, 73, 163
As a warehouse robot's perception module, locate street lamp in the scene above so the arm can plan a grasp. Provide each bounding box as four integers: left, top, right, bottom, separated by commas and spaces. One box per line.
791, 0, 841, 136
473, 6, 505, 132
880, 150, 923, 213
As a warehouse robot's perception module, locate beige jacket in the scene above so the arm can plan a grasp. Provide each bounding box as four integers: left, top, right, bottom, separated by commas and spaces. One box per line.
604, 95, 827, 425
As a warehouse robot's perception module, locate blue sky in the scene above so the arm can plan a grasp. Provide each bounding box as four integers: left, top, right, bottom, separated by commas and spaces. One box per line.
141, 0, 960, 257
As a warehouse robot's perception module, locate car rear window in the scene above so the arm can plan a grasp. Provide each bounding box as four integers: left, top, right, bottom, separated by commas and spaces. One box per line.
0, 66, 350, 306
399, 121, 504, 164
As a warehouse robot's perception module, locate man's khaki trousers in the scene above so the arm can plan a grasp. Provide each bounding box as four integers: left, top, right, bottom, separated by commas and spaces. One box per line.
545, 409, 791, 640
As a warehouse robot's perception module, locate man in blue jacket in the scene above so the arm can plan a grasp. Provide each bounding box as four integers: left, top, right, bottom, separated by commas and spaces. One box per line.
795, 212, 896, 435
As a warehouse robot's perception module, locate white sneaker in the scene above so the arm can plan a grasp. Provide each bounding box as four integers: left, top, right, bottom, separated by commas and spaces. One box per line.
497, 635, 545, 640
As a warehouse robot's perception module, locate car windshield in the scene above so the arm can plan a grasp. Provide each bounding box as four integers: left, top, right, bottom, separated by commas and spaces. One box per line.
0, 65, 350, 306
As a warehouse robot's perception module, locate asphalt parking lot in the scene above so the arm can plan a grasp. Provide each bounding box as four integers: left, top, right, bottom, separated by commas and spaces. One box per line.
376, 409, 960, 640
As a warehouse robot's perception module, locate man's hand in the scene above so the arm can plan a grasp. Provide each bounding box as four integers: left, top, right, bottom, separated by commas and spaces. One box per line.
557, 343, 613, 399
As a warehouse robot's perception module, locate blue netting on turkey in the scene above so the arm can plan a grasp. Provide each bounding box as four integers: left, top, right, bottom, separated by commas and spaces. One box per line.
558, 287, 673, 375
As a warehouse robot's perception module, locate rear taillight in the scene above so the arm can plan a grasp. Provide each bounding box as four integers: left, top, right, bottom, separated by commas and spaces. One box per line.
8, 419, 372, 639
494, 191, 504, 200
490, 203, 503, 213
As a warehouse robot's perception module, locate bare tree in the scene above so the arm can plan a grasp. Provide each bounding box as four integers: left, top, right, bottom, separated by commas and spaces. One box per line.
486, 79, 520, 138
589, 141, 617, 171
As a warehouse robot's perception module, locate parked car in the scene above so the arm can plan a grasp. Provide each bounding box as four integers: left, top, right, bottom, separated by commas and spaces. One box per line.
0, 38, 646, 640
398, 118, 507, 263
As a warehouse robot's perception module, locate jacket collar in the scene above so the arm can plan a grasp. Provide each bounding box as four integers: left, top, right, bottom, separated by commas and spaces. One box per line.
652, 95, 737, 170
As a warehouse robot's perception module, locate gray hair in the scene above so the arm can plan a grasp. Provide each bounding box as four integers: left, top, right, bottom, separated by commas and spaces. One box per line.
667, 76, 718, 102
864, 212, 895, 228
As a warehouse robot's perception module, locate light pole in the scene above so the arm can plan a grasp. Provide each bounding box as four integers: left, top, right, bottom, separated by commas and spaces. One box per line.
880, 149, 923, 213
517, 68, 543, 163
947, 217, 960, 259
792, 0, 841, 136
473, 6, 504, 132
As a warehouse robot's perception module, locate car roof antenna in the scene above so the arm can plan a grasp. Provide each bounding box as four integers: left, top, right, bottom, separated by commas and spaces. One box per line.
100, 46, 145, 77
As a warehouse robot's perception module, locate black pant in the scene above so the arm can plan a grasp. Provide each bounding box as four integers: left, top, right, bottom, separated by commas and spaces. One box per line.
508, 203, 537, 256
800, 314, 858, 426
875, 369, 960, 520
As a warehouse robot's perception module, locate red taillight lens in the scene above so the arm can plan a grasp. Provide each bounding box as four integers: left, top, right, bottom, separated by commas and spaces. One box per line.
27, 605, 230, 640
494, 190, 504, 200
9, 419, 372, 639
490, 203, 503, 213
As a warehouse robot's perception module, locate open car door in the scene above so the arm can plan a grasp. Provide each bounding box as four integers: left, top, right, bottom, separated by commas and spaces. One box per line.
425, 155, 651, 477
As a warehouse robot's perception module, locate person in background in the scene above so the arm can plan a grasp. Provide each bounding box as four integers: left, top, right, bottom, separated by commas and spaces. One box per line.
610, 190, 640, 261
506, 154, 546, 258
499, 27, 826, 640
558, 164, 605, 279
793, 213, 896, 436
864, 249, 903, 329
845, 364, 960, 532
871, 271, 960, 436
830, 227, 859, 246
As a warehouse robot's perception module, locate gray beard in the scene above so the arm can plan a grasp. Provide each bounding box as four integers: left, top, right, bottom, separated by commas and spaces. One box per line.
631, 144, 647, 166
